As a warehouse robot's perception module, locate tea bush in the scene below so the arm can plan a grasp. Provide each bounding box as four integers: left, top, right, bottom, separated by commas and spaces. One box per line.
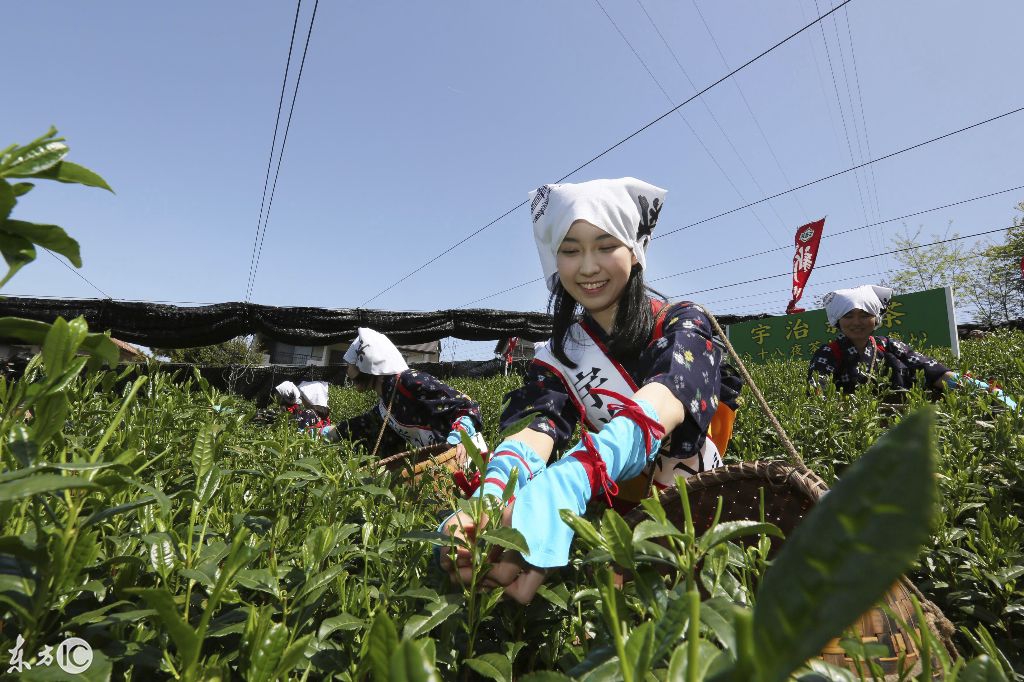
2, 339, 1021, 680
2, 128, 1021, 679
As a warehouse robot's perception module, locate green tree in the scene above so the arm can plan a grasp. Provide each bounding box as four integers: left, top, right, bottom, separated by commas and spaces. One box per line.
964, 201, 1024, 324
880, 224, 979, 302
155, 336, 265, 366
883, 204, 1024, 324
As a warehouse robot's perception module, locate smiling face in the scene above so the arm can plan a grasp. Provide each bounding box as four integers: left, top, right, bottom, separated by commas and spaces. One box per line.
838, 308, 878, 345
556, 220, 637, 330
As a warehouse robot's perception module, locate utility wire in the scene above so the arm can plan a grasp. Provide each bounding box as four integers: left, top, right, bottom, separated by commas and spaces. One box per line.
839, 2, 887, 264
360, 0, 854, 306
649, 183, 1024, 284
43, 248, 112, 299
829, 0, 879, 217
244, 0, 303, 302
602, 0, 785, 244
686, 0, 809, 220
812, 0, 871, 234
796, 0, 846, 179
667, 225, 1013, 299
456, 175, 1024, 307
246, 0, 319, 302
699, 268, 899, 311
458, 277, 543, 309
819, 0, 884, 280
654, 104, 1024, 241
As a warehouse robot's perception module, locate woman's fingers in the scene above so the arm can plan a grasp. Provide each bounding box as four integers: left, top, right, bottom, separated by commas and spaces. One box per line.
440, 502, 537, 591
455, 564, 476, 585
504, 566, 547, 604
501, 499, 516, 526
438, 545, 472, 572
485, 550, 525, 585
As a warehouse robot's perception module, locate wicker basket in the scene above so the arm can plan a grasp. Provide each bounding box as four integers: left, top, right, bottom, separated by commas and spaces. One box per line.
376, 442, 466, 484
622, 461, 958, 678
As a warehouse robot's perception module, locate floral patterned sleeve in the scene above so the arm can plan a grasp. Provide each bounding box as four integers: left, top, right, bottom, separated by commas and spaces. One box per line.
881, 338, 950, 387
399, 370, 485, 435
499, 361, 580, 450
640, 302, 722, 437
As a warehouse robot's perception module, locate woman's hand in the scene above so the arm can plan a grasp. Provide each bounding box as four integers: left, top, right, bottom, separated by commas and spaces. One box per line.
439, 503, 514, 585
438, 502, 547, 602
480, 499, 548, 603
438, 509, 488, 585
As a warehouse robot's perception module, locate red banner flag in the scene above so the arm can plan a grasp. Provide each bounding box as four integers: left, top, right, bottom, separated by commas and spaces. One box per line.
504, 337, 519, 364
1019, 255, 1024, 279
786, 218, 826, 314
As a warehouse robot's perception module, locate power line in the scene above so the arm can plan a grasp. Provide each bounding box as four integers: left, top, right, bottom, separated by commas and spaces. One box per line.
455, 180, 1024, 309
699, 268, 899, 312
812, 0, 871, 232
838, 2, 887, 266
650, 183, 1024, 284
654, 104, 1024, 241
796, 0, 846, 180
820, 0, 885, 282
458, 277, 543, 309
687, 0, 809, 220
246, 0, 319, 302
43, 248, 112, 299
667, 225, 1013, 299
360, 0, 855, 306
617, 0, 786, 243
244, 0, 303, 301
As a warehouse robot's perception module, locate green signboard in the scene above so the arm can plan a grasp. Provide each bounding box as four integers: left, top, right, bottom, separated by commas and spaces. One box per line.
726, 286, 959, 364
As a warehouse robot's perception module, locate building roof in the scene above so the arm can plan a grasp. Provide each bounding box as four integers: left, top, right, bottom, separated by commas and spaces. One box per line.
111, 337, 145, 358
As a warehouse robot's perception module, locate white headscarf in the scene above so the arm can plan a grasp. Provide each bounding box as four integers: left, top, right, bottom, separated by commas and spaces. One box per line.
342, 327, 409, 375
273, 380, 301, 406
297, 380, 329, 408
529, 177, 668, 290
822, 285, 893, 328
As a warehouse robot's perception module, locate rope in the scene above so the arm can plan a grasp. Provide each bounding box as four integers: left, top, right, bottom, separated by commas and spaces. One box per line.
371, 378, 398, 458
704, 309, 805, 468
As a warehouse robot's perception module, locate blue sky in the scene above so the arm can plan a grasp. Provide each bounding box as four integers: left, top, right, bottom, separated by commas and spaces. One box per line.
5, 1, 1023, 358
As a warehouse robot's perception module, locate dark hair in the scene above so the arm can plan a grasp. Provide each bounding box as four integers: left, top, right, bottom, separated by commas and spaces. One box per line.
349, 369, 375, 391
548, 264, 665, 368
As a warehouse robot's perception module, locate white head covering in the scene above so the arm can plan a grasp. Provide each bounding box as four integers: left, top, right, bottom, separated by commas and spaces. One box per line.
529, 177, 668, 290
297, 380, 329, 408
273, 380, 301, 406
342, 327, 409, 375
822, 285, 893, 328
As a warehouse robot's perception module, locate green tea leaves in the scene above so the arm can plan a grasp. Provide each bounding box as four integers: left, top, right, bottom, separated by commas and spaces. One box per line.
752, 409, 938, 682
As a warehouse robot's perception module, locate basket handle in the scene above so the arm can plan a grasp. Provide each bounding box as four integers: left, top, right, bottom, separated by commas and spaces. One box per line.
705, 309, 805, 469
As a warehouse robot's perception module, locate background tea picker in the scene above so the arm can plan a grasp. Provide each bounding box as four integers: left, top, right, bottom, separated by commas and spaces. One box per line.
322, 327, 487, 456
809, 284, 1016, 408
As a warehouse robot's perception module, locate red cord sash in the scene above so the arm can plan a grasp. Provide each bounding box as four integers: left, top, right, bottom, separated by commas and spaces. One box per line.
571, 388, 666, 506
